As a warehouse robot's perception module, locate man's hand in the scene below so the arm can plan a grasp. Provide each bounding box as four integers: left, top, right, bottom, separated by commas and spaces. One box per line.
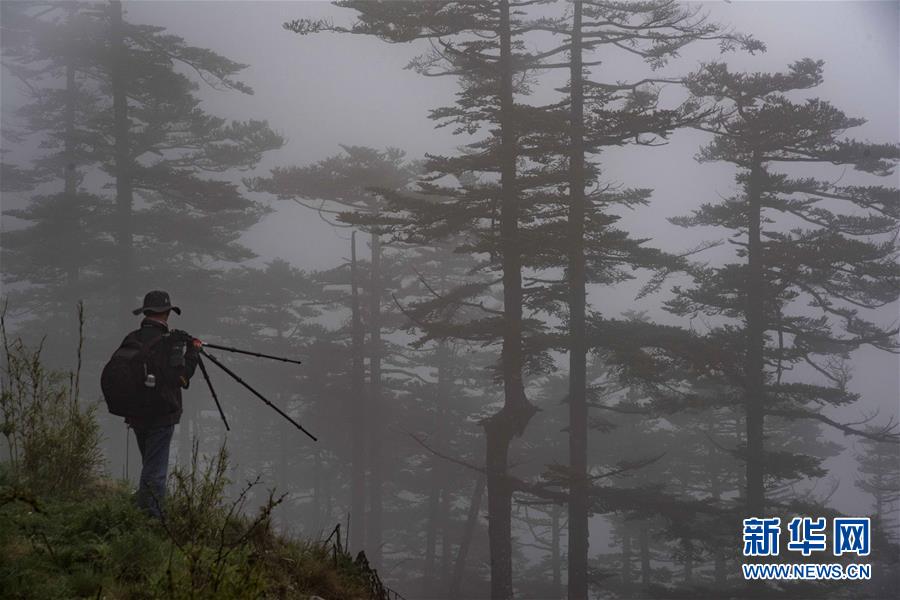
182, 337, 200, 385
169, 329, 197, 345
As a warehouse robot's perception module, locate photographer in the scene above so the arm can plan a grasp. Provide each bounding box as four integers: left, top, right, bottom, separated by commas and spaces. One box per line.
103, 290, 312, 519
122, 290, 198, 517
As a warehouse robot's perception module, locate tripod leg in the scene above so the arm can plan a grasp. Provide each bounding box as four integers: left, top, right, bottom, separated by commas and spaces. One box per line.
201, 342, 302, 365
197, 355, 230, 431
200, 349, 317, 442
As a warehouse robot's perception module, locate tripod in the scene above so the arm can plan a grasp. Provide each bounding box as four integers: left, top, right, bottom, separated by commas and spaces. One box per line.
188, 337, 316, 442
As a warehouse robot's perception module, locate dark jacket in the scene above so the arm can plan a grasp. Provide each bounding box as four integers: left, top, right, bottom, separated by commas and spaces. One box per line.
124, 318, 198, 429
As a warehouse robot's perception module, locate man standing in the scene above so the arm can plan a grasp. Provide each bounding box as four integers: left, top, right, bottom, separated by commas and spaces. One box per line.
124, 290, 198, 517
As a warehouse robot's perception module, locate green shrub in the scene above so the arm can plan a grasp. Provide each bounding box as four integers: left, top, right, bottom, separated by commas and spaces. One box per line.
157, 441, 281, 598
0, 302, 389, 598
0, 464, 386, 599
0, 301, 103, 498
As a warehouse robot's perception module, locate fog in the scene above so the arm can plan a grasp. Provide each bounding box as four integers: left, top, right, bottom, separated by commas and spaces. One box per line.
1, 1, 898, 599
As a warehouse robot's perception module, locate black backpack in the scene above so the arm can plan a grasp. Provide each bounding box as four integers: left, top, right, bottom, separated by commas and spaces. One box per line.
101, 334, 165, 417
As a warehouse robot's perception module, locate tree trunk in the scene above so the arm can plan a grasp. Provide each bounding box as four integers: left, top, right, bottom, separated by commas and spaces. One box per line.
438, 343, 452, 595
424, 429, 441, 592
110, 0, 134, 328
710, 442, 726, 587
313, 448, 322, 528
324, 466, 333, 524
178, 399, 195, 469
279, 416, 289, 525
710, 443, 726, 587
682, 540, 693, 584
425, 343, 449, 593
484, 3, 537, 597
567, 3, 589, 598
439, 483, 452, 595
367, 230, 384, 568
551, 506, 562, 598
450, 475, 486, 600
714, 545, 726, 587
349, 232, 367, 553
484, 420, 514, 600
745, 149, 766, 516
735, 415, 745, 505
422, 376, 441, 598
63, 54, 79, 290
639, 521, 651, 587
874, 471, 883, 521
621, 521, 633, 593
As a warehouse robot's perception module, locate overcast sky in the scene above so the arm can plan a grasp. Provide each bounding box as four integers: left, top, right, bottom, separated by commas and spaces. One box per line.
117, 1, 899, 271
2, 0, 898, 514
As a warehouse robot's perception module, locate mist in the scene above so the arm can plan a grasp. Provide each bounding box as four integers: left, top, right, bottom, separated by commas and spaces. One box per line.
1, 2, 898, 599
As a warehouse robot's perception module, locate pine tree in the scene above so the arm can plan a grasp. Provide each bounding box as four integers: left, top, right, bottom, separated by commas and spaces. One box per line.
251, 147, 500, 592
194, 258, 325, 468
396, 241, 499, 597
1, 2, 110, 350
669, 58, 900, 516
2, 1, 282, 336
519, 3, 762, 593
282, 5, 546, 594
249, 145, 419, 566
103, 0, 282, 329
3, 1, 283, 482
855, 425, 900, 600
855, 428, 900, 539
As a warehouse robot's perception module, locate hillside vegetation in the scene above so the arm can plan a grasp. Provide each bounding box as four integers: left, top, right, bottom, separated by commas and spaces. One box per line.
0, 310, 390, 600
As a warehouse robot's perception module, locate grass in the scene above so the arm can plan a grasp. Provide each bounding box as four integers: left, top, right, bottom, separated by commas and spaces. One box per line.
0, 303, 391, 599
0, 469, 385, 599
0, 481, 377, 600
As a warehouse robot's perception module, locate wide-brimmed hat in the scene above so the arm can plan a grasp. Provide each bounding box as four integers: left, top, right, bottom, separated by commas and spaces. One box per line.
132, 290, 182, 315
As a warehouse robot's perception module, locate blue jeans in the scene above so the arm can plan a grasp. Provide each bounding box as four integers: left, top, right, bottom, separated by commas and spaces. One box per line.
132, 424, 175, 518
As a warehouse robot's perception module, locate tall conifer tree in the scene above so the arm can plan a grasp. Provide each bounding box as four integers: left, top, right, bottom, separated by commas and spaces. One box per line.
2, 1, 282, 338
283, 4, 545, 594
522, 3, 762, 592
670, 58, 900, 516
250, 145, 419, 566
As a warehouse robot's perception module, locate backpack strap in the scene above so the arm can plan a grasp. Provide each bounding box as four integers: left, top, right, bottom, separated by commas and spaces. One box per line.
116, 332, 166, 367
